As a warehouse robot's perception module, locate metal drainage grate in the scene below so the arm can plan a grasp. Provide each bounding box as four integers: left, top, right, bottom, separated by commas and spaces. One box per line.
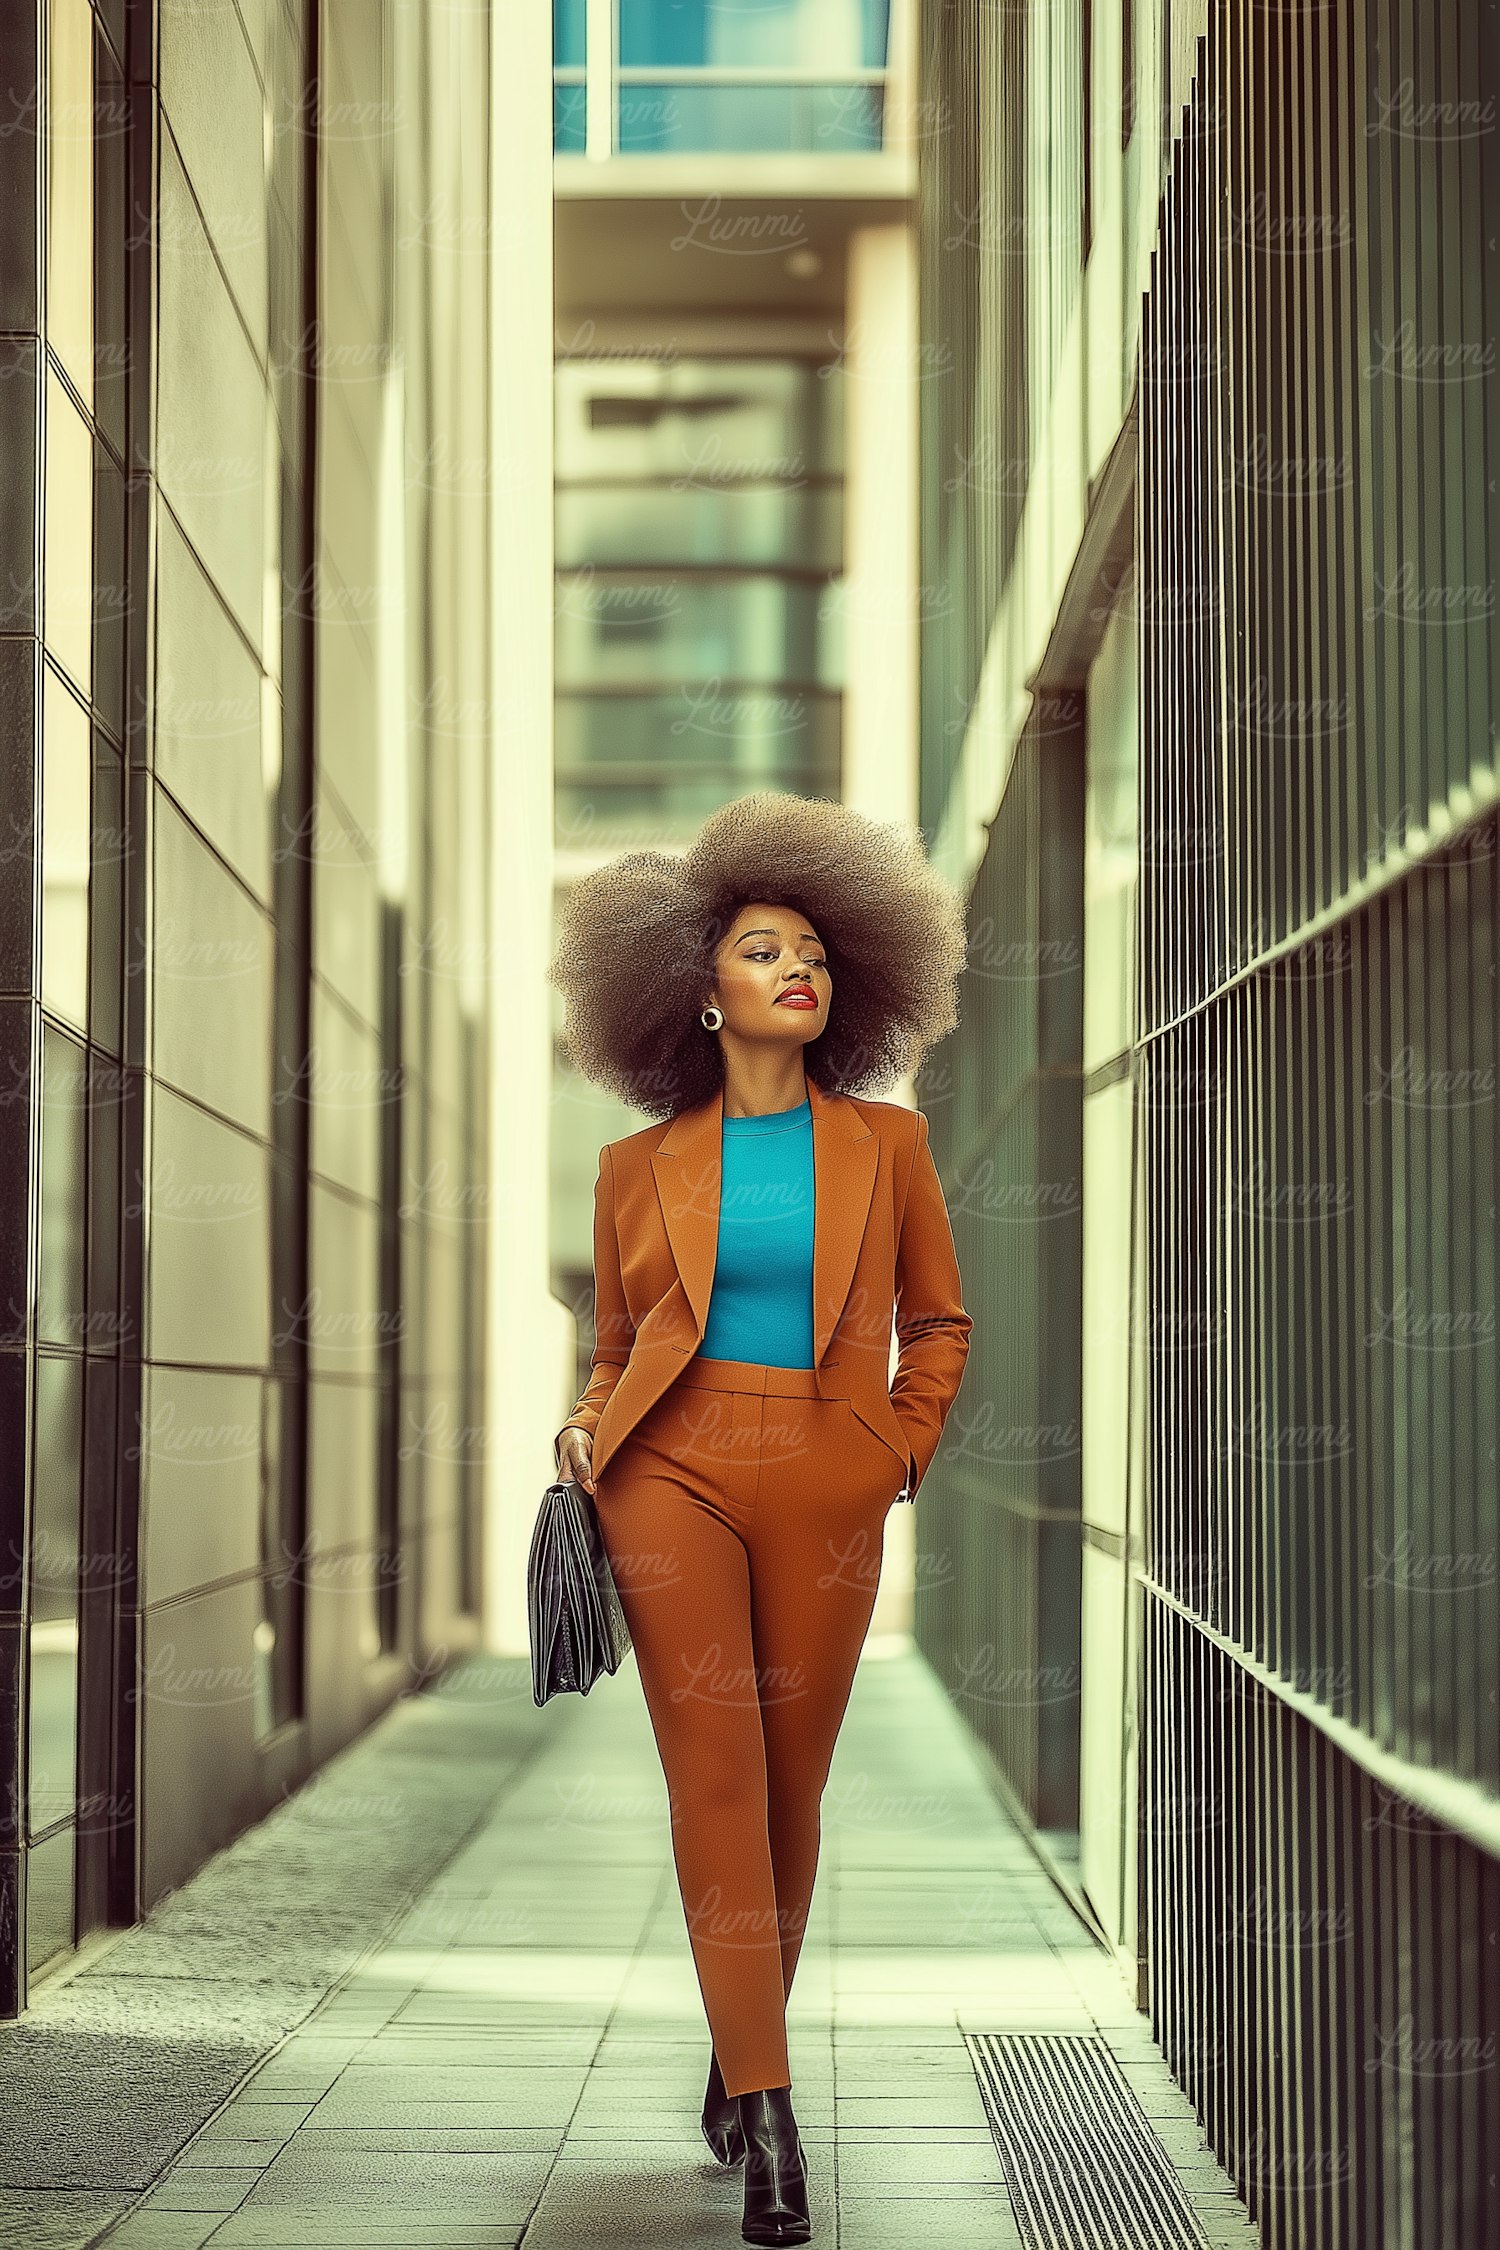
966, 2032, 1211, 2250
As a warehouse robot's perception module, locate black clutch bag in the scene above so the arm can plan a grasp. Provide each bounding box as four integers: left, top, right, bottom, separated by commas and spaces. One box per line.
527, 1479, 633, 1706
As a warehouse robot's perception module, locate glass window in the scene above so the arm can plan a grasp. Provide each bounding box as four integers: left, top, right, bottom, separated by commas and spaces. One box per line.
90, 732, 122, 1054
41, 665, 91, 1035
555, 354, 845, 838
556, 749, 838, 842
556, 572, 839, 687
93, 33, 127, 458
555, 0, 890, 153
554, 82, 588, 151
45, 0, 94, 412
145, 1084, 271, 1372
87, 1043, 121, 1347
556, 482, 841, 571
255, 1374, 282, 1739
29, 1351, 83, 1838
38, 1024, 88, 1347
617, 81, 883, 152
154, 504, 268, 902
151, 788, 274, 1138
556, 689, 839, 842
556, 358, 842, 482
43, 368, 94, 698
554, 0, 586, 66
618, 0, 890, 70
94, 441, 126, 745
557, 688, 839, 772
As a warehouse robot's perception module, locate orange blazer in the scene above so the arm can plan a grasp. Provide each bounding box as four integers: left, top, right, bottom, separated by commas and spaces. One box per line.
557, 1074, 972, 1499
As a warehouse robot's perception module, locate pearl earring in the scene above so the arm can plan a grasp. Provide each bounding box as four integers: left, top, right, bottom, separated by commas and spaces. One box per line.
700, 1004, 724, 1031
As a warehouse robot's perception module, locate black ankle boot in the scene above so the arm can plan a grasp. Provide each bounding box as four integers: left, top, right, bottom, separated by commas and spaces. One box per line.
701, 2047, 745, 2164
735, 2084, 811, 2245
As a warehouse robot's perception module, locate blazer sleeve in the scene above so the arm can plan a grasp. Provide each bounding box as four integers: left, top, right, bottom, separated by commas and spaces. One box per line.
888, 1110, 972, 1500
554, 1142, 635, 1470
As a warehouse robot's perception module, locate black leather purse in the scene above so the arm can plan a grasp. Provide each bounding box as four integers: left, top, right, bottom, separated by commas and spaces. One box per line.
527, 1479, 633, 1705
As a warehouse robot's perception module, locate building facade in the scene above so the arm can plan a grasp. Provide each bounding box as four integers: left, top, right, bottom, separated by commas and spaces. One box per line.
917, 1, 1500, 2245
0, 0, 496, 2012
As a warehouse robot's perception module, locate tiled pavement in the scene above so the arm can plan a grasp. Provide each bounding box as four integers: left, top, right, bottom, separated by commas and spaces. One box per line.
2, 1642, 1262, 2250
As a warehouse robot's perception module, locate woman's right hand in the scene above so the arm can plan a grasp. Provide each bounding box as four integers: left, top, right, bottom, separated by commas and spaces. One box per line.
555, 1426, 596, 1494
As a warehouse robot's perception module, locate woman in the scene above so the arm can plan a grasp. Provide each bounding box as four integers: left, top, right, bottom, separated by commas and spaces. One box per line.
548, 792, 972, 2246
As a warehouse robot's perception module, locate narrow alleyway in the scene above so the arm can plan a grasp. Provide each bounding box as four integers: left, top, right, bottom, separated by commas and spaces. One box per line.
2, 1647, 1261, 2250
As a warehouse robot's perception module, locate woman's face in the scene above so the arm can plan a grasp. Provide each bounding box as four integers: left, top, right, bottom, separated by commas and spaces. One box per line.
707, 900, 831, 1049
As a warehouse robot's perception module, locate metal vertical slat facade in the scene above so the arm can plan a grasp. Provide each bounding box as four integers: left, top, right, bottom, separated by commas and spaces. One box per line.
919, 0, 1498, 2235
1137, 0, 1500, 2245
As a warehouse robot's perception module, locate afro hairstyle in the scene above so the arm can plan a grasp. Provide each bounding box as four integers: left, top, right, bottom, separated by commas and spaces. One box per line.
547, 790, 968, 1120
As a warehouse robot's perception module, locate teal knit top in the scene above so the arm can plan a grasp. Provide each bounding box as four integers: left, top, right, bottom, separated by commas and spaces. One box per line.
698, 1094, 815, 1368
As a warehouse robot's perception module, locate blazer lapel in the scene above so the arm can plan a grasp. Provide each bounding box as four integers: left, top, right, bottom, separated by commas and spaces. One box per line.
648, 1074, 878, 1366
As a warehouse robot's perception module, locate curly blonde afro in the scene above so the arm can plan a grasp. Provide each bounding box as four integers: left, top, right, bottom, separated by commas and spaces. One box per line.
548, 791, 969, 1120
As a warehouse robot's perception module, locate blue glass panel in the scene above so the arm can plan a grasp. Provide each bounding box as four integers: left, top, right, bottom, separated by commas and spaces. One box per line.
554, 0, 586, 65
617, 81, 883, 152
554, 82, 588, 151
619, 0, 890, 69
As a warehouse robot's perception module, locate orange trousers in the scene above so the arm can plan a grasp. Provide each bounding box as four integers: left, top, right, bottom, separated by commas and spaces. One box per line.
592, 1355, 902, 2098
